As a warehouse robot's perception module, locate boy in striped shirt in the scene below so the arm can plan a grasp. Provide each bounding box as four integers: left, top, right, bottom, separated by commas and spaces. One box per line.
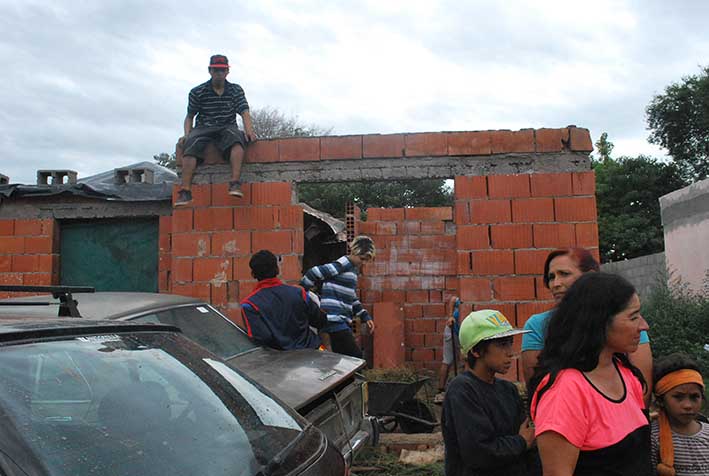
300, 236, 376, 358
176, 54, 255, 206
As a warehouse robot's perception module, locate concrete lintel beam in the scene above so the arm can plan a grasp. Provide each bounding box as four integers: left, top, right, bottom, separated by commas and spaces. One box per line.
190, 152, 591, 184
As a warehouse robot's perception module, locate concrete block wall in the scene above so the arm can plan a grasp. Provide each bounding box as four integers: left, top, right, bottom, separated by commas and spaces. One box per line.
660, 177, 709, 294
167, 182, 304, 322
601, 252, 666, 300
0, 218, 59, 297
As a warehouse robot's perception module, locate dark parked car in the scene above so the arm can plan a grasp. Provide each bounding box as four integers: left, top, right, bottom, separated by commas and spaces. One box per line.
1, 288, 375, 465
0, 316, 346, 476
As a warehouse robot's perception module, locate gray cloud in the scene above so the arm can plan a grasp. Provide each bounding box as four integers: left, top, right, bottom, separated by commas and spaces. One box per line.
1, 0, 707, 183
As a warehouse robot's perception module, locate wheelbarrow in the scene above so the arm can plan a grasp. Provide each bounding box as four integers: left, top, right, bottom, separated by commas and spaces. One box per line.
367, 377, 437, 433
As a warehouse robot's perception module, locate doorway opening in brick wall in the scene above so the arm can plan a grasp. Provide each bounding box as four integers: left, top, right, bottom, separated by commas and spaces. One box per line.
296, 177, 454, 272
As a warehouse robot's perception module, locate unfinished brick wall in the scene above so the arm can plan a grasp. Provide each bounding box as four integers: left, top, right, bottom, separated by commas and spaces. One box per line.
355, 170, 599, 381
357, 207, 457, 370
0, 218, 59, 297
1, 126, 598, 382
453, 170, 598, 380
167, 182, 304, 322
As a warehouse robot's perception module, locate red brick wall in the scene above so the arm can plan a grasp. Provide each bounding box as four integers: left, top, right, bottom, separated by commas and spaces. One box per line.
355, 170, 599, 380
167, 182, 304, 322
241, 126, 593, 162
358, 207, 458, 372
1, 127, 598, 384
454, 171, 598, 380
0, 218, 59, 297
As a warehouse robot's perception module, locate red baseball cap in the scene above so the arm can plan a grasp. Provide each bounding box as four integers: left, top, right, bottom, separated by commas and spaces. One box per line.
209, 54, 229, 68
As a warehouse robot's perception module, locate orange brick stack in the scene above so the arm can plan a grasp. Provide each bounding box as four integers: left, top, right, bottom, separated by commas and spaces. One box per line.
168, 182, 303, 322
242, 126, 593, 163
0, 218, 59, 297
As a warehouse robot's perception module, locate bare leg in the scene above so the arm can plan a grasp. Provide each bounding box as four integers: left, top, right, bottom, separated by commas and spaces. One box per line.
181, 156, 197, 191
229, 145, 244, 181
438, 362, 450, 391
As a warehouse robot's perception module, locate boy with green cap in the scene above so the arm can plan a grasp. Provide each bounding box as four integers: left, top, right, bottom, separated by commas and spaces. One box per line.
441, 309, 536, 476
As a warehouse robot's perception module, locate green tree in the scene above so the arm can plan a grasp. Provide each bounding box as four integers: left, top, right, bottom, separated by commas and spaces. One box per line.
249, 106, 331, 139
646, 66, 709, 181
595, 132, 614, 163
594, 133, 686, 261
298, 180, 453, 219
153, 152, 176, 170
643, 280, 709, 383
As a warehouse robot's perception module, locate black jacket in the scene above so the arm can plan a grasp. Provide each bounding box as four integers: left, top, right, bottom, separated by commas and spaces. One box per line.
441, 371, 530, 476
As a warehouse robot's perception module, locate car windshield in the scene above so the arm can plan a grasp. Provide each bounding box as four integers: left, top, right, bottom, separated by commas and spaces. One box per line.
132, 304, 259, 359
0, 331, 305, 476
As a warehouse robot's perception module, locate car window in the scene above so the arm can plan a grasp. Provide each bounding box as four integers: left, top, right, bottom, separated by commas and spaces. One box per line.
132, 305, 259, 358
0, 332, 305, 476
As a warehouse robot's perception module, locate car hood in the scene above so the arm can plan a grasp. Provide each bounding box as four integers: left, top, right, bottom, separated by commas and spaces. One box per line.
227, 347, 365, 410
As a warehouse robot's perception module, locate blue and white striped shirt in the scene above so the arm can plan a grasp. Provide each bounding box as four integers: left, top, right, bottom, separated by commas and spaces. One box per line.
301, 256, 372, 333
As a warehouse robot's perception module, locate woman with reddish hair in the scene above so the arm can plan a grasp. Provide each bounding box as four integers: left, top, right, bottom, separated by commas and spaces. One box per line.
521, 247, 653, 400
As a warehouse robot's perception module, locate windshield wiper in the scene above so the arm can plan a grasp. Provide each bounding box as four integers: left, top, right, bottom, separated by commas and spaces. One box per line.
258, 423, 313, 476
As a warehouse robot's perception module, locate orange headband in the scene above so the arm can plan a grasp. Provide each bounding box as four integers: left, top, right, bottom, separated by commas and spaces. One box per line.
655, 369, 704, 396
655, 369, 705, 476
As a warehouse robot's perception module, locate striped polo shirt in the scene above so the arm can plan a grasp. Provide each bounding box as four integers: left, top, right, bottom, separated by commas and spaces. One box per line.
301, 256, 372, 333
187, 80, 249, 128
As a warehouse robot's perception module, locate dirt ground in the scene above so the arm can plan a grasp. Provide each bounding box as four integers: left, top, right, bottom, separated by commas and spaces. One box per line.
352, 446, 444, 476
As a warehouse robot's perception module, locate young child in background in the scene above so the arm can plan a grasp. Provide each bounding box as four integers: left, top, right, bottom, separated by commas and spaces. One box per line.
652, 353, 709, 476
434, 296, 461, 404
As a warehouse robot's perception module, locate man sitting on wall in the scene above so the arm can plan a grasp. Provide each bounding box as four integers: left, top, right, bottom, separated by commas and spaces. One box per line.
241, 250, 326, 350
176, 54, 256, 206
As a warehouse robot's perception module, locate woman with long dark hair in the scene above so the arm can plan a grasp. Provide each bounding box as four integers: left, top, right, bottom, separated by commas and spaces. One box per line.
529, 273, 652, 476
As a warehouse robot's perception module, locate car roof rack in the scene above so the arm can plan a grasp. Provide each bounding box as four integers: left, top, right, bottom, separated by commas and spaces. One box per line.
0, 285, 95, 318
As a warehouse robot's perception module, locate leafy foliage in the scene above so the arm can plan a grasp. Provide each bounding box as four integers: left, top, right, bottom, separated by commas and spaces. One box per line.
643, 278, 709, 382
297, 180, 453, 219
153, 152, 176, 170
646, 66, 709, 181
249, 106, 331, 139
595, 132, 614, 163
594, 154, 686, 262
592, 131, 687, 262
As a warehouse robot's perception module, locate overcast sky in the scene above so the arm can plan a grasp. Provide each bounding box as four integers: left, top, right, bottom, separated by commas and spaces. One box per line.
2, 0, 708, 184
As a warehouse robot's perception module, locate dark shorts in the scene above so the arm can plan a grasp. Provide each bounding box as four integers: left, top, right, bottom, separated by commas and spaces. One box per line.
328, 329, 363, 359
183, 124, 247, 162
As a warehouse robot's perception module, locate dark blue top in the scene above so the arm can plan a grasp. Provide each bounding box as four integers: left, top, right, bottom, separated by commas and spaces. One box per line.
241, 278, 325, 350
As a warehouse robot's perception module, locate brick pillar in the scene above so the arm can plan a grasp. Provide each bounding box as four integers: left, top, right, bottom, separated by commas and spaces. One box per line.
0, 218, 59, 297
169, 181, 303, 322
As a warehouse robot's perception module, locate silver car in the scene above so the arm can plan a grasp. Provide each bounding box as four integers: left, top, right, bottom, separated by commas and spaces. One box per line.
1, 290, 376, 465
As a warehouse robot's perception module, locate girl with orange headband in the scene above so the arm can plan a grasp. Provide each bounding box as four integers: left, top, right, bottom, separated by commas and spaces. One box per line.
651, 353, 709, 476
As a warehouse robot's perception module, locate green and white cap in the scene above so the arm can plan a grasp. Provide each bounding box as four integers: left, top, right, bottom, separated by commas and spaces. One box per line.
459, 309, 530, 356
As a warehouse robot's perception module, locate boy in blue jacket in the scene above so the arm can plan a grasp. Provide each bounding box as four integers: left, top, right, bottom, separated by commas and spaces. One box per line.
241, 250, 325, 350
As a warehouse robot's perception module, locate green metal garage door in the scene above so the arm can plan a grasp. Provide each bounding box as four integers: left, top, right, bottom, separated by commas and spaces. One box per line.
60, 218, 159, 292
